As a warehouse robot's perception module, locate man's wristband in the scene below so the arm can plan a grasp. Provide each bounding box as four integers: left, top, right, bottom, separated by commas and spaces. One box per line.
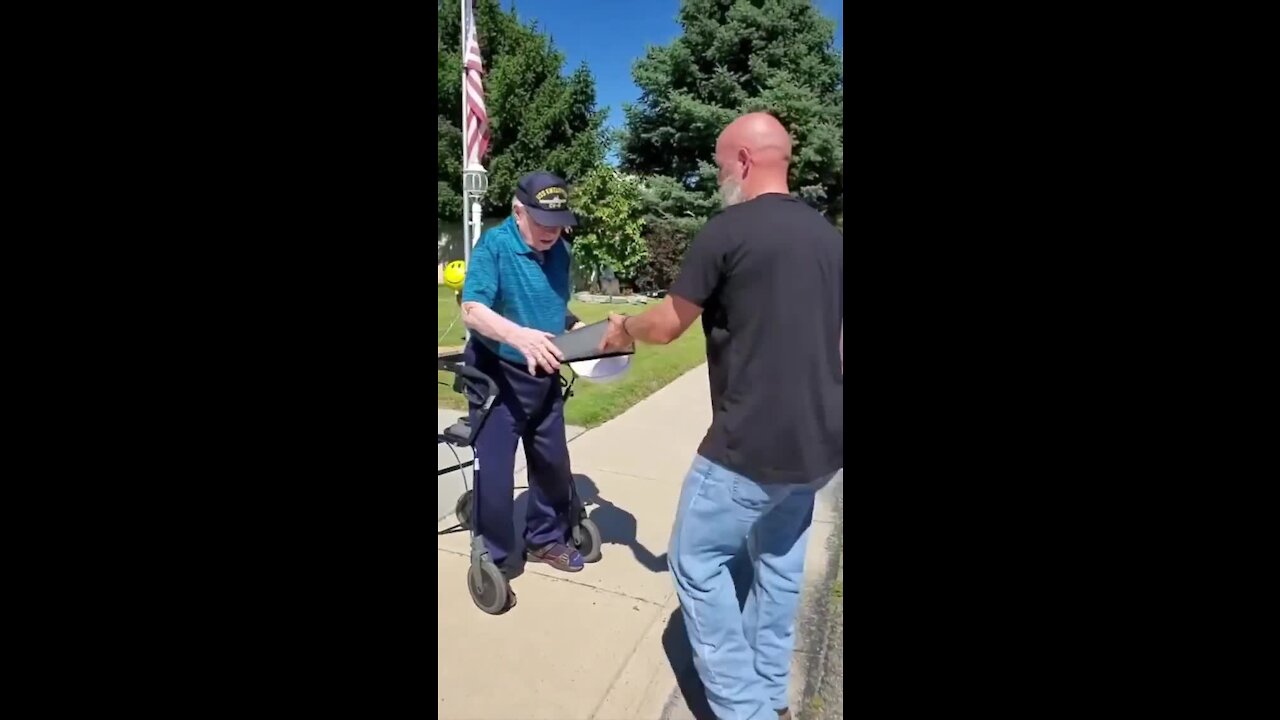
621, 315, 634, 340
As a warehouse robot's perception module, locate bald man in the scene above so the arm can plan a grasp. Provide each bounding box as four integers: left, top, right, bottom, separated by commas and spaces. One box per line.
599, 113, 843, 720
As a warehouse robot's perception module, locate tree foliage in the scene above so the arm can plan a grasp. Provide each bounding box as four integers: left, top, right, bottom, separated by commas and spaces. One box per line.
438, 0, 607, 221
569, 168, 648, 278
620, 0, 843, 219
632, 218, 699, 293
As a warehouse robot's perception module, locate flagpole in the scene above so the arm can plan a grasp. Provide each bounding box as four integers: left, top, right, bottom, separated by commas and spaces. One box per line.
459, 0, 489, 349
460, 0, 472, 342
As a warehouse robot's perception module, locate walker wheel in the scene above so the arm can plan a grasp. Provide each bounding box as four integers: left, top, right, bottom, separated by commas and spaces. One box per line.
468, 560, 513, 615
455, 490, 474, 531
574, 517, 603, 564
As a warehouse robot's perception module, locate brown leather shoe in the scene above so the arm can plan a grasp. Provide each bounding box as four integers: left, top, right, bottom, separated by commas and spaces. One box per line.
777, 709, 792, 720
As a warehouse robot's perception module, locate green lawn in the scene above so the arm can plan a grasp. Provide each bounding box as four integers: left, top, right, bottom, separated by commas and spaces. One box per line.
437, 285, 706, 428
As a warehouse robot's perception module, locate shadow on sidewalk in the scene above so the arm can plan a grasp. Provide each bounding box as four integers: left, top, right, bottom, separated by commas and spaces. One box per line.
661, 544, 754, 720
511, 473, 668, 573
576, 473, 669, 572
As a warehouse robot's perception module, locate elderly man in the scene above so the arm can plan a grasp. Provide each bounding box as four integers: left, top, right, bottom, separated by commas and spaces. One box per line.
460, 170, 588, 612
599, 113, 843, 720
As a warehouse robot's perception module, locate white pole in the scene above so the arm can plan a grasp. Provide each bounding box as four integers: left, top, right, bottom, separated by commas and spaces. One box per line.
460, 0, 471, 267
460, 0, 471, 343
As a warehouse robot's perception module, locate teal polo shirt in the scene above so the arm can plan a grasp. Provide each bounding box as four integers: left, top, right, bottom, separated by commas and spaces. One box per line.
461, 215, 572, 365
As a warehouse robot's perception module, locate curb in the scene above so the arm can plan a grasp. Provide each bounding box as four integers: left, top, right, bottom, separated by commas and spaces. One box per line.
796, 485, 843, 720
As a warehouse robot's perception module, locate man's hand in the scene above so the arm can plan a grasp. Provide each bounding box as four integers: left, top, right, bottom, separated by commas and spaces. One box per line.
598, 313, 635, 354
506, 325, 564, 375
571, 321, 586, 330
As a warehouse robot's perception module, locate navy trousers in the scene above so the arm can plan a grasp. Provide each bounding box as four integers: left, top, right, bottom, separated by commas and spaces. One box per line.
464, 340, 573, 569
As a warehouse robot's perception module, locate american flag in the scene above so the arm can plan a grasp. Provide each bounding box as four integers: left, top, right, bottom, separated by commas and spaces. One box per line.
463, 0, 490, 166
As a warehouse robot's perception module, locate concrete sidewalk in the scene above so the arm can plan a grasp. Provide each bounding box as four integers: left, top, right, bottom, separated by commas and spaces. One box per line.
437, 364, 842, 720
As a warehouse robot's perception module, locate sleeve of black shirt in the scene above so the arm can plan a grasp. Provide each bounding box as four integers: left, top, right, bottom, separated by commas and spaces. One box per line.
564, 309, 579, 331
669, 219, 729, 307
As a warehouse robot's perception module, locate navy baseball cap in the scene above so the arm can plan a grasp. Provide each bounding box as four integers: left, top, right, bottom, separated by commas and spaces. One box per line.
515, 171, 578, 227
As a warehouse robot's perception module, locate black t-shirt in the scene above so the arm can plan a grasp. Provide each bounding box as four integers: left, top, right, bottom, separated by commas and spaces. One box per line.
670, 193, 843, 484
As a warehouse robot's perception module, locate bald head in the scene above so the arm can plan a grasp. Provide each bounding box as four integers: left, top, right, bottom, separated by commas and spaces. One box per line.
717, 112, 792, 160
714, 112, 793, 207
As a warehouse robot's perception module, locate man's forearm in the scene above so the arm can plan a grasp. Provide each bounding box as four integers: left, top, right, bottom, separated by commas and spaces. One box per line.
598, 296, 698, 353
461, 301, 521, 344
620, 294, 701, 346
621, 310, 673, 345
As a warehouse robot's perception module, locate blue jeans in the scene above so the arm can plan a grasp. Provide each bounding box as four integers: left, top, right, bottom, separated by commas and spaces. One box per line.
668, 455, 834, 720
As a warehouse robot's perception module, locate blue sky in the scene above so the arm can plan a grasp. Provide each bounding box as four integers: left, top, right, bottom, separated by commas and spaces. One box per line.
499, 0, 843, 140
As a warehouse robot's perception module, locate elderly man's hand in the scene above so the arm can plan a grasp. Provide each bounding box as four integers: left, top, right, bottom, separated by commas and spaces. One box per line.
507, 326, 564, 375
598, 313, 635, 354
571, 321, 586, 330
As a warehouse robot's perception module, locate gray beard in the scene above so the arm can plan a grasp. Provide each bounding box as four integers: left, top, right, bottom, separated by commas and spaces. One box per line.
720, 179, 745, 208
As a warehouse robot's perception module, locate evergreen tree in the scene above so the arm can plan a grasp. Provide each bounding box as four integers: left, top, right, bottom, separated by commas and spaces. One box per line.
621, 0, 843, 219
